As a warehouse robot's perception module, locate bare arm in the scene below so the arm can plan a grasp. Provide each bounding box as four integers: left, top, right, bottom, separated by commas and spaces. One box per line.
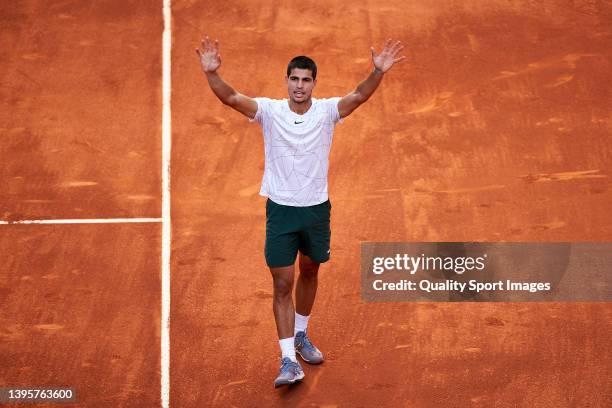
338, 39, 406, 118
196, 36, 257, 119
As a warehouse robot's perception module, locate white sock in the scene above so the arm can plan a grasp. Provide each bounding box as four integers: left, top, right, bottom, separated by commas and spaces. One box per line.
279, 337, 297, 362
294, 312, 310, 335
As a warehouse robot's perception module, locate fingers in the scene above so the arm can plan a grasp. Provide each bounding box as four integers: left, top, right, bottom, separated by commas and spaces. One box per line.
381, 38, 403, 55
392, 45, 404, 57
390, 41, 402, 54
200, 35, 219, 54
393, 56, 407, 63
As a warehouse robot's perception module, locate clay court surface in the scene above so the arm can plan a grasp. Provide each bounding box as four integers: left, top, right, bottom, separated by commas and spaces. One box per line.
1, 0, 611, 406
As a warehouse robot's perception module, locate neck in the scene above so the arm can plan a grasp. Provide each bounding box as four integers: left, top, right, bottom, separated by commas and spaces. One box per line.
289, 98, 312, 115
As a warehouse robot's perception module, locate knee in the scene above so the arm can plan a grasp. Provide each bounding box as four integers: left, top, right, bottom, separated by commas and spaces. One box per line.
272, 276, 293, 298
300, 264, 319, 281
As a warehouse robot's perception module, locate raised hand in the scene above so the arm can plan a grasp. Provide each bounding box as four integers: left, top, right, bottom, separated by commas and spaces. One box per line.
371, 39, 406, 73
195, 36, 221, 73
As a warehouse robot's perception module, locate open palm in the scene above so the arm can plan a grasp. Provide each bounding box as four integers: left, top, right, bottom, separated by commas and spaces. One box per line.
371, 39, 406, 73
196, 36, 221, 73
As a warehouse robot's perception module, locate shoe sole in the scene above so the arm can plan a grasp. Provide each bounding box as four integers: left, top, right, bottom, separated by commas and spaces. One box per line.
274, 371, 305, 388
296, 349, 324, 365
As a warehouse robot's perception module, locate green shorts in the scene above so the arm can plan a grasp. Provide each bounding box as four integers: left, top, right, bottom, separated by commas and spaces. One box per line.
265, 198, 332, 268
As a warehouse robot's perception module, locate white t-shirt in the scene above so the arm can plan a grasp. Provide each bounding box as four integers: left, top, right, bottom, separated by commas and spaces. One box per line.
249, 97, 343, 206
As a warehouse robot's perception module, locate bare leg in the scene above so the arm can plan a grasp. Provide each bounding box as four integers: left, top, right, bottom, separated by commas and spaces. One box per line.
270, 264, 295, 339
295, 252, 320, 316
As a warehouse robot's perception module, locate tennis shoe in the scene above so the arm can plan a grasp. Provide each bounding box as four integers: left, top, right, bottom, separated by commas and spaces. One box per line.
274, 357, 304, 388
295, 330, 324, 364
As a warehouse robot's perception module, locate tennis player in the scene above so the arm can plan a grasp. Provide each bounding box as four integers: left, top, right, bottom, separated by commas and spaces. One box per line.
196, 36, 405, 388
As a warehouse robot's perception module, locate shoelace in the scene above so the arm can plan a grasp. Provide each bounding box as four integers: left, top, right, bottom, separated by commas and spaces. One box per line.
280, 358, 300, 374
297, 333, 316, 351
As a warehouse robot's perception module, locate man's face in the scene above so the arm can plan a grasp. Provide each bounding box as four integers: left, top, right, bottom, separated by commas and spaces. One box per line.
286, 68, 316, 104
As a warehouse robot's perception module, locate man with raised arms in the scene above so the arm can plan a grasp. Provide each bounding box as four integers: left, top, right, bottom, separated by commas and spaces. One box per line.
196, 36, 405, 388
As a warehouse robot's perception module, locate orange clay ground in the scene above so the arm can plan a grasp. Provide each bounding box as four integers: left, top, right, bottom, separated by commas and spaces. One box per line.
1, 1, 611, 407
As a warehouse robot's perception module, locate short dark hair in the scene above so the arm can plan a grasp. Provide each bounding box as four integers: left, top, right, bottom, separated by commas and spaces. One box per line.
287, 56, 317, 80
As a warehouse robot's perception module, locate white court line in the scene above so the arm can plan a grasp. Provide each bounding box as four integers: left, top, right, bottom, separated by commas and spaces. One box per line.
0, 218, 162, 225
161, 0, 172, 407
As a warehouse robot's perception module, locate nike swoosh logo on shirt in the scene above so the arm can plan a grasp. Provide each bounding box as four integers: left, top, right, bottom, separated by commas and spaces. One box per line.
294, 121, 304, 124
